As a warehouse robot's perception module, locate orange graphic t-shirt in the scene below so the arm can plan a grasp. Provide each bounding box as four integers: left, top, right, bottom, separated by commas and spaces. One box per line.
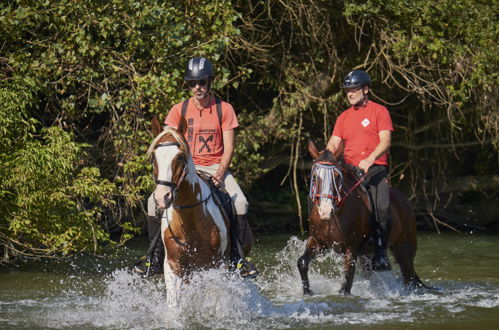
164, 97, 239, 166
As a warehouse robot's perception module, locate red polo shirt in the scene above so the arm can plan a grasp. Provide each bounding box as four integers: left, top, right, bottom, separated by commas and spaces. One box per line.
332, 101, 393, 167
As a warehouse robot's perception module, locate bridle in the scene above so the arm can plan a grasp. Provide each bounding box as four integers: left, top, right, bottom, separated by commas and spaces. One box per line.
152, 141, 211, 210
309, 161, 366, 212
153, 142, 185, 188
309, 162, 344, 212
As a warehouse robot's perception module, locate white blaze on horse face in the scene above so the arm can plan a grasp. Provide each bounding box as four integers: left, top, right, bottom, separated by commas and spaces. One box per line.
318, 199, 334, 220
154, 145, 180, 209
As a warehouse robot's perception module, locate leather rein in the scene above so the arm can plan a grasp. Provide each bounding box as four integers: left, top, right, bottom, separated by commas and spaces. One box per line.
153, 141, 211, 210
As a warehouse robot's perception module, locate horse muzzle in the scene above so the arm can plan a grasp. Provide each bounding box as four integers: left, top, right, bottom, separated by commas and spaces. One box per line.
317, 201, 335, 220
154, 186, 173, 210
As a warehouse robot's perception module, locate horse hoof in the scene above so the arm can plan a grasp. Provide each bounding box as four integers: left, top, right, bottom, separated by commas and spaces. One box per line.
303, 288, 314, 296
339, 289, 352, 296
372, 255, 392, 271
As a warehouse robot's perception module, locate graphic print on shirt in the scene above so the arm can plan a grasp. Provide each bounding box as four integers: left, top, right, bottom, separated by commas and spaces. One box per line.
361, 118, 370, 127
185, 116, 218, 157
198, 135, 213, 154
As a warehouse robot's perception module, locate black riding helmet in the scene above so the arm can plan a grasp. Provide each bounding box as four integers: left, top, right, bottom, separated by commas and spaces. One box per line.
341, 70, 371, 88
184, 57, 214, 80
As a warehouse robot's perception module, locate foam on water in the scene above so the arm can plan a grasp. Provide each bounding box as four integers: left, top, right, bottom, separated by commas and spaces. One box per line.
2, 236, 499, 329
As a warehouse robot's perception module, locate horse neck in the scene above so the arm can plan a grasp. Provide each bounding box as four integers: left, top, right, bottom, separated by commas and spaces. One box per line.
337, 168, 371, 224
174, 160, 211, 208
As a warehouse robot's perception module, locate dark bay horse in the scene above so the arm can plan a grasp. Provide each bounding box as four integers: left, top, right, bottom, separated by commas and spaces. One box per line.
149, 117, 251, 285
298, 141, 429, 295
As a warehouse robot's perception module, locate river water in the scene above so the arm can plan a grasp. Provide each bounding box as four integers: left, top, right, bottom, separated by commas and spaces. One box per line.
1, 232, 498, 329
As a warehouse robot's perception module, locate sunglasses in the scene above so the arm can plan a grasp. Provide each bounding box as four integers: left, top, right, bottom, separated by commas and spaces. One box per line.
187, 79, 208, 88
344, 86, 363, 94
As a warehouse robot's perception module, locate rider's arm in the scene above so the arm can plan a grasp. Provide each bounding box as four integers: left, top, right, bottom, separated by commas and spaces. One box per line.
214, 128, 235, 182
326, 135, 343, 157
358, 130, 391, 172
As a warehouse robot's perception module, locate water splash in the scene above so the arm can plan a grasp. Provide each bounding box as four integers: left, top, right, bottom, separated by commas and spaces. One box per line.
2, 235, 499, 329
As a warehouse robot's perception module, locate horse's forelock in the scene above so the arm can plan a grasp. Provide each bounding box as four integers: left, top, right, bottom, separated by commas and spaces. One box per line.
147, 126, 189, 158
317, 150, 336, 163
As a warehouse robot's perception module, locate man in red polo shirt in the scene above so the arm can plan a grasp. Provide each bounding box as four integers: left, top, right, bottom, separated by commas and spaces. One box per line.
327, 70, 394, 271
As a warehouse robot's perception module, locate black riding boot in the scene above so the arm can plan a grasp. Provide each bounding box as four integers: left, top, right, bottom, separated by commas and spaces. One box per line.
229, 215, 258, 278
366, 165, 392, 272
236, 215, 254, 249
134, 215, 165, 277
372, 227, 391, 271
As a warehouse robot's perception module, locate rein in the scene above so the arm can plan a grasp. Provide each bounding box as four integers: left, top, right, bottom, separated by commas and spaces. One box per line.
173, 193, 211, 210
153, 141, 212, 210
338, 172, 367, 207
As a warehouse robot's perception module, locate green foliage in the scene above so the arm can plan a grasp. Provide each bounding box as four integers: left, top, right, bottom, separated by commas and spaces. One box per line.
1, 127, 116, 258
0, 0, 242, 262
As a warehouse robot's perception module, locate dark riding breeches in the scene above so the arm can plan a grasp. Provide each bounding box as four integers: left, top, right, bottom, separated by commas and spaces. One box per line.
365, 165, 391, 231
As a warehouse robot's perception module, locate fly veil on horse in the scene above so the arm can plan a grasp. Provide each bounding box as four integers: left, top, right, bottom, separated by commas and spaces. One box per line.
297, 141, 430, 295
148, 117, 252, 279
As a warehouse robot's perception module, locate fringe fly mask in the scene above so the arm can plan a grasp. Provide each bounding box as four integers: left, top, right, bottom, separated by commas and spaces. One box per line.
309, 162, 344, 212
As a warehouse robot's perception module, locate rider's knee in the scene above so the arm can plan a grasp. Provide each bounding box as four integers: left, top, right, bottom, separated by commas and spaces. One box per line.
234, 195, 249, 215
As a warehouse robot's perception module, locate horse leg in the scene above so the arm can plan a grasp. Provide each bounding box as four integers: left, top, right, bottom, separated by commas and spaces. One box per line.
390, 242, 423, 289
163, 256, 183, 307
358, 255, 373, 280
392, 243, 435, 290
340, 248, 357, 295
297, 237, 320, 295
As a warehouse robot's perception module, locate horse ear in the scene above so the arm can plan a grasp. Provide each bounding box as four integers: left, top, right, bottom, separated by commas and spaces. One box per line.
308, 140, 320, 160
152, 117, 162, 136
177, 117, 188, 136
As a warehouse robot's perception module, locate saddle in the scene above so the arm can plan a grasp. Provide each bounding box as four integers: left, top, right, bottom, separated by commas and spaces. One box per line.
343, 162, 381, 240
196, 170, 237, 227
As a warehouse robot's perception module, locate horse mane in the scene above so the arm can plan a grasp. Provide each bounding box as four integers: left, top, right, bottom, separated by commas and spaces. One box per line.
146, 126, 190, 158
316, 150, 360, 182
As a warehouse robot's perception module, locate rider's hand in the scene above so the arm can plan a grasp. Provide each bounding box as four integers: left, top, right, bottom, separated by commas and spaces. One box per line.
358, 157, 374, 173
212, 170, 224, 186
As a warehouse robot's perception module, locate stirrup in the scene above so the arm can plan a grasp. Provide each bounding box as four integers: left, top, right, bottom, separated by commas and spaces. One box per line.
133, 256, 163, 278
236, 258, 259, 279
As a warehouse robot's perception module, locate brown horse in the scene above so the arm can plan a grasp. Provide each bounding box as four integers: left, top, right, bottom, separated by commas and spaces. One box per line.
297, 141, 429, 295
149, 117, 251, 283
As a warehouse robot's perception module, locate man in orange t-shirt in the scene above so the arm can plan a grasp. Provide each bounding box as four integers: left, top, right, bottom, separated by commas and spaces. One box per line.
135, 57, 257, 278
164, 94, 239, 169
327, 70, 394, 271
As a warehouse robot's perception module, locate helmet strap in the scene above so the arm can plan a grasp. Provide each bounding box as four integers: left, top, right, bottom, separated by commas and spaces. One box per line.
206, 77, 212, 92
354, 87, 369, 108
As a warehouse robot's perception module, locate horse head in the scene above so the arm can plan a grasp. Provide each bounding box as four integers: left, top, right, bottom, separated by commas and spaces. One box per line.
148, 117, 193, 210
308, 141, 345, 220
